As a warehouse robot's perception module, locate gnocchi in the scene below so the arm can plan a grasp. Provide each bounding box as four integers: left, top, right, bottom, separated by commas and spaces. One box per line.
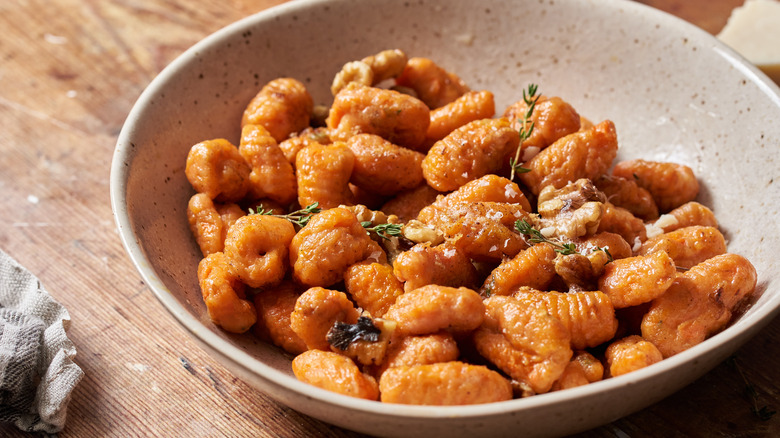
182, 49, 758, 405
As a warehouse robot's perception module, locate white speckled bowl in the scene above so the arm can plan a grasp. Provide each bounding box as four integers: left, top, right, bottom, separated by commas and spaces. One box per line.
110, 0, 780, 436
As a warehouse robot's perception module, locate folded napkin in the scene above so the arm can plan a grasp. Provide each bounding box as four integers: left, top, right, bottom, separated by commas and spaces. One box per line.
0, 249, 83, 434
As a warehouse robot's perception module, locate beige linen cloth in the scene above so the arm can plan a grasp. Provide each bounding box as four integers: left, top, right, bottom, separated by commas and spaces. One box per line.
0, 249, 83, 434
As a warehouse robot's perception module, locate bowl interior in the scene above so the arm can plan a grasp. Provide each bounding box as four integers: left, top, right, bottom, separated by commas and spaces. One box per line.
111, 0, 780, 435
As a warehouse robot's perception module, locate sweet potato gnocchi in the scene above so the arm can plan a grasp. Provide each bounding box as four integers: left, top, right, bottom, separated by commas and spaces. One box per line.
183, 49, 758, 405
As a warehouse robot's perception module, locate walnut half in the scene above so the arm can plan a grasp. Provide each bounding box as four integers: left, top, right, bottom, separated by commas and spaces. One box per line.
537, 178, 606, 240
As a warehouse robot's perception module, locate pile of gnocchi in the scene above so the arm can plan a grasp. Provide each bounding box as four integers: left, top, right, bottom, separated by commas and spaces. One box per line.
184, 49, 757, 405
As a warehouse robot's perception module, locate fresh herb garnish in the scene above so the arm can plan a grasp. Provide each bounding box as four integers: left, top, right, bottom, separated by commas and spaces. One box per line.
249, 202, 321, 227
514, 219, 576, 255
593, 245, 614, 263
514, 219, 616, 262
509, 83, 540, 180
327, 316, 382, 350
361, 221, 403, 240
519, 83, 540, 142
508, 157, 532, 178
249, 202, 403, 237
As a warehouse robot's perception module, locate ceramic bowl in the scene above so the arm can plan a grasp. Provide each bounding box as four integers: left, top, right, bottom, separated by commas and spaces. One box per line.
110, 0, 780, 436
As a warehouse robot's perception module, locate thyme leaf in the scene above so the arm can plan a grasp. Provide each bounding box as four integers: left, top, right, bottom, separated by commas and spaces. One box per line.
514, 219, 576, 255
508, 157, 531, 175
593, 245, 614, 264
362, 221, 403, 240
509, 83, 541, 180
523, 83, 540, 106
514, 220, 617, 262
249, 202, 321, 227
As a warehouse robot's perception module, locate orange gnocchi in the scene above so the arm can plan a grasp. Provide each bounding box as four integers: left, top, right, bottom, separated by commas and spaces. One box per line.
181, 50, 757, 405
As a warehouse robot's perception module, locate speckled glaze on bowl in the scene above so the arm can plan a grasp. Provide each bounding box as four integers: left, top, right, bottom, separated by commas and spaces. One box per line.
110, 0, 780, 436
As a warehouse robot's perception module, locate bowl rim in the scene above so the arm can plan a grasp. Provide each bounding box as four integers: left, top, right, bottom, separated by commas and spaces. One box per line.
110, 0, 780, 422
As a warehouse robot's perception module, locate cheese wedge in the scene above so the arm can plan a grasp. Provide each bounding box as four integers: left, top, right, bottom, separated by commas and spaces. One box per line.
717, 0, 780, 85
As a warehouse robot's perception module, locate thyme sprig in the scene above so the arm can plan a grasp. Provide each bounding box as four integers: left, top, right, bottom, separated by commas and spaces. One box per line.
509, 83, 540, 180
594, 245, 614, 263
249, 202, 403, 238
249, 202, 321, 227
362, 221, 403, 240
514, 219, 576, 255
514, 219, 614, 262
519, 83, 540, 141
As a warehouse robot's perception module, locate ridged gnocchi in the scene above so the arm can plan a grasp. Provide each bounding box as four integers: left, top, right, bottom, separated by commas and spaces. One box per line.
181, 50, 757, 405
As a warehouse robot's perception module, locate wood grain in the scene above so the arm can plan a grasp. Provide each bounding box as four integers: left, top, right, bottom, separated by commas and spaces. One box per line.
0, 0, 777, 437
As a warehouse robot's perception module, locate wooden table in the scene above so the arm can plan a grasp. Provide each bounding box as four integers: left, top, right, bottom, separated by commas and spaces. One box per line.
1, 0, 777, 436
